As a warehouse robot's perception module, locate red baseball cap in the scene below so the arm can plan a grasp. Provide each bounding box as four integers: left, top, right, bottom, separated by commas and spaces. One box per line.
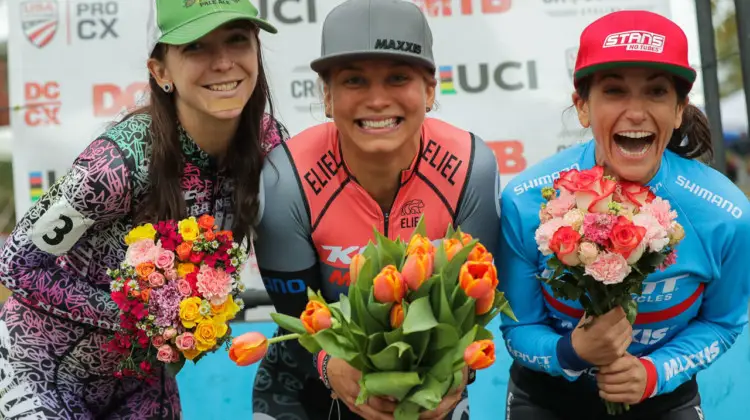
573, 10, 696, 88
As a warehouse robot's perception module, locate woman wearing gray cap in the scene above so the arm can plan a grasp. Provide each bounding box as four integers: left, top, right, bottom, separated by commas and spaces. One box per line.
250, 0, 501, 419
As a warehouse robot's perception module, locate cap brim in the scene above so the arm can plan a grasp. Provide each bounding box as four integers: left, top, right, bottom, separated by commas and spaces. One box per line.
310, 51, 435, 74
159, 11, 277, 46
574, 61, 696, 86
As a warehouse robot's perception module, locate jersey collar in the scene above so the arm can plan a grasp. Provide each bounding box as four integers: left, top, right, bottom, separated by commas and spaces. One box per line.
335, 130, 423, 187
178, 124, 218, 171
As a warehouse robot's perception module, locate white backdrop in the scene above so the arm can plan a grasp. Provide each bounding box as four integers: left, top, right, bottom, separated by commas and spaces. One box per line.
7, 0, 702, 289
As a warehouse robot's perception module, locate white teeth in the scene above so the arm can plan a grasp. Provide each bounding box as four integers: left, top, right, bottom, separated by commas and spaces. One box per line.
617, 131, 653, 139
207, 81, 238, 91
618, 142, 652, 157
360, 118, 398, 129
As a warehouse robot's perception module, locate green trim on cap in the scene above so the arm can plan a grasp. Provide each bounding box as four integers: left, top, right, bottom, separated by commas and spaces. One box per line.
159, 11, 276, 46
575, 61, 696, 84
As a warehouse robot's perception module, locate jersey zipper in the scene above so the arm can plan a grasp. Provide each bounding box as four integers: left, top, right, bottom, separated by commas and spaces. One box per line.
384, 211, 390, 237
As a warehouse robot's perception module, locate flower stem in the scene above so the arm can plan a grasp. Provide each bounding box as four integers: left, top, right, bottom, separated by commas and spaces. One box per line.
268, 333, 301, 344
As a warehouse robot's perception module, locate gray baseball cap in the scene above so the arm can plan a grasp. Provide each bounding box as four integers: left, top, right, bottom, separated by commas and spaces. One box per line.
310, 0, 435, 74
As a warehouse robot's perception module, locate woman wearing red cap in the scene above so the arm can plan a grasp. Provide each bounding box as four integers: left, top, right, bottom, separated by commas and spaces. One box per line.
499, 10, 750, 420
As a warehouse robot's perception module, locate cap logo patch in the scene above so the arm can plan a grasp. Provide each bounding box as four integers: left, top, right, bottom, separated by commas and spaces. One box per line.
374, 38, 422, 54
603, 31, 665, 53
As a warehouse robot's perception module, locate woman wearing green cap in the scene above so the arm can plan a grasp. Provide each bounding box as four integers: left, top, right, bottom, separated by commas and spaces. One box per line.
0, 0, 286, 418
250, 0, 501, 419
498, 10, 750, 420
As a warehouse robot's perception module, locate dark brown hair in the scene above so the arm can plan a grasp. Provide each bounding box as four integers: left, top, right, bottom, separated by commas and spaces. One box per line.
128, 27, 273, 245
575, 75, 713, 162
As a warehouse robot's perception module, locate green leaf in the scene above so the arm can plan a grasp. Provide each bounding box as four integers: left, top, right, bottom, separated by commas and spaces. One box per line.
356, 377, 370, 406
411, 213, 428, 238
441, 238, 478, 282
409, 275, 436, 301
165, 358, 185, 378
448, 369, 464, 394
338, 294, 352, 322
367, 332, 387, 356
405, 373, 445, 411
297, 334, 322, 354
402, 296, 438, 334
384, 327, 404, 346
431, 323, 461, 351
311, 328, 359, 363
452, 298, 475, 335
444, 223, 456, 239
375, 227, 405, 268
367, 293, 393, 328
622, 299, 638, 325
355, 252, 378, 293
433, 240, 449, 273
454, 325, 478, 365
369, 341, 416, 371
362, 371, 423, 402
269, 313, 309, 335
394, 401, 422, 420
460, 305, 477, 334
427, 347, 457, 382
475, 325, 494, 341
403, 330, 431, 367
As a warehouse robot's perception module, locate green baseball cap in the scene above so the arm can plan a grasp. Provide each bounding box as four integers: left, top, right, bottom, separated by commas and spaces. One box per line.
147, 0, 277, 55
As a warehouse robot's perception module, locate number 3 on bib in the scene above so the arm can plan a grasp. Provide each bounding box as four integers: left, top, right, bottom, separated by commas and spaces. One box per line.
31, 197, 94, 255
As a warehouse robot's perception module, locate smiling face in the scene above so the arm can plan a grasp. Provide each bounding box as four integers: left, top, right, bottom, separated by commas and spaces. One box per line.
573, 67, 687, 183
148, 21, 260, 122
323, 59, 436, 156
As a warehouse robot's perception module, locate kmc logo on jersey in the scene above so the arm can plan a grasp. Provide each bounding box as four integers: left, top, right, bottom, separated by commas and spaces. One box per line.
21, 0, 59, 48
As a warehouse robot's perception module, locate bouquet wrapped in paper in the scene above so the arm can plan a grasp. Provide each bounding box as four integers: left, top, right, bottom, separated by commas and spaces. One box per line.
104, 215, 248, 382
230, 216, 515, 419
534, 166, 685, 414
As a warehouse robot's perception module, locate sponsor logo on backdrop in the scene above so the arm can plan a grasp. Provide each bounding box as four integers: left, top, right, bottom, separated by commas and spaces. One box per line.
413, 0, 512, 17
540, 0, 664, 18
69, 1, 120, 43
257, 0, 317, 24
289, 65, 322, 114
566, 47, 578, 78
439, 61, 538, 94
28, 170, 58, 202
24, 81, 61, 126
92, 82, 148, 118
21, 0, 59, 48
487, 141, 527, 175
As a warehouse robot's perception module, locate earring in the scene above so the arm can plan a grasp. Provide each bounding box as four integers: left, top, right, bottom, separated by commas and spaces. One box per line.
426, 106, 431, 112
162, 82, 173, 93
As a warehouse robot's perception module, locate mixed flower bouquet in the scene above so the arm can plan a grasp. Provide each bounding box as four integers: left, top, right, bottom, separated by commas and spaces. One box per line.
230, 216, 515, 420
534, 165, 685, 414
103, 215, 248, 382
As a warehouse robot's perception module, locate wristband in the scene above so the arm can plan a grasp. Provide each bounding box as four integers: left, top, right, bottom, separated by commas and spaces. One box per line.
316, 350, 332, 389
639, 357, 658, 401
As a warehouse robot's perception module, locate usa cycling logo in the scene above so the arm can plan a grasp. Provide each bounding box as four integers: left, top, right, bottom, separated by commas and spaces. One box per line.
21, 0, 59, 48
603, 31, 665, 54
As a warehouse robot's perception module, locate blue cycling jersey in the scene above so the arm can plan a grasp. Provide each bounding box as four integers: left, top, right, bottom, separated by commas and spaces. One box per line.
498, 140, 750, 397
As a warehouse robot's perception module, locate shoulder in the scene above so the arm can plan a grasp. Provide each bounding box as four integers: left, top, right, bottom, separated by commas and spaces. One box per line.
95, 112, 152, 169
261, 113, 290, 154
502, 141, 590, 203
663, 151, 750, 226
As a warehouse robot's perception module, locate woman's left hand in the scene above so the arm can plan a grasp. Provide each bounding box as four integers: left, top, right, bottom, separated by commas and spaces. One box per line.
418, 366, 468, 420
596, 354, 647, 404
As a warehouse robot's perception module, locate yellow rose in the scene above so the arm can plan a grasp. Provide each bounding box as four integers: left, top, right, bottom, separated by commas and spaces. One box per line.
179, 297, 203, 329
178, 217, 200, 242
194, 318, 220, 352
211, 296, 241, 323
183, 348, 201, 361
177, 263, 196, 278
124, 224, 157, 246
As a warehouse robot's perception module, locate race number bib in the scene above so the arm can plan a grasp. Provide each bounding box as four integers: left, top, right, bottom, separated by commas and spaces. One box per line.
30, 196, 94, 256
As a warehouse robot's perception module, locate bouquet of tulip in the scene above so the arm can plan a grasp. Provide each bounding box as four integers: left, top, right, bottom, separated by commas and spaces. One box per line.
103, 215, 247, 382
534, 165, 685, 414
230, 216, 515, 419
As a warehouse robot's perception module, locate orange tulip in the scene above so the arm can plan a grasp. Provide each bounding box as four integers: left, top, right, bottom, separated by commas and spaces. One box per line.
467, 243, 493, 263
229, 332, 268, 366
464, 340, 495, 370
475, 290, 494, 315
459, 261, 498, 299
459, 232, 473, 246
349, 254, 366, 285
300, 301, 332, 334
406, 234, 434, 255
443, 239, 463, 260
373, 265, 406, 303
402, 249, 434, 291
197, 214, 215, 231
390, 303, 404, 329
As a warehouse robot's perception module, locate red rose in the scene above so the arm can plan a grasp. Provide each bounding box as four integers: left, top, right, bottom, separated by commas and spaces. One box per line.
609, 216, 647, 259
617, 181, 656, 208
549, 226, 582, 266
555, 166, 603, 193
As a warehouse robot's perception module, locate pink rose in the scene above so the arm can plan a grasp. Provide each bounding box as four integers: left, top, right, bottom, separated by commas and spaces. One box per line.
632, 213, 669, 253
584, 252, 631, 285
125, 239, 158, 267
535, 218, 569, 256
175, 333, 196, 351
640, 197, 678, 230
148, 272, 165, 288
151, 335, 166, 348
164, 268, 178, 281
163, 328, 177, 340
577, 242, 599, 266
177, 279, 193, 297
196, 265, 233, 305
155, 249, 175, 270
543, 190, 576, 219
156, 344, 176, 363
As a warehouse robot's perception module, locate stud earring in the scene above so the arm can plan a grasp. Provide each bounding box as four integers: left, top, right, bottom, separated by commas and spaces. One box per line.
163, 82, 173, 93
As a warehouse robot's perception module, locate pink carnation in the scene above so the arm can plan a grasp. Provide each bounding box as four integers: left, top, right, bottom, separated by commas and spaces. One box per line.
658, 250, 678, 271
155, 249, 176, 270
584, 251, 631, 285
632, 213, 669, 252
196, 265, 233, 305
125, 239, 158, 267
544, 190, 576, 219
535, 218, 569, 256
640, 197, 677, 230
582, 213, 617, 246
